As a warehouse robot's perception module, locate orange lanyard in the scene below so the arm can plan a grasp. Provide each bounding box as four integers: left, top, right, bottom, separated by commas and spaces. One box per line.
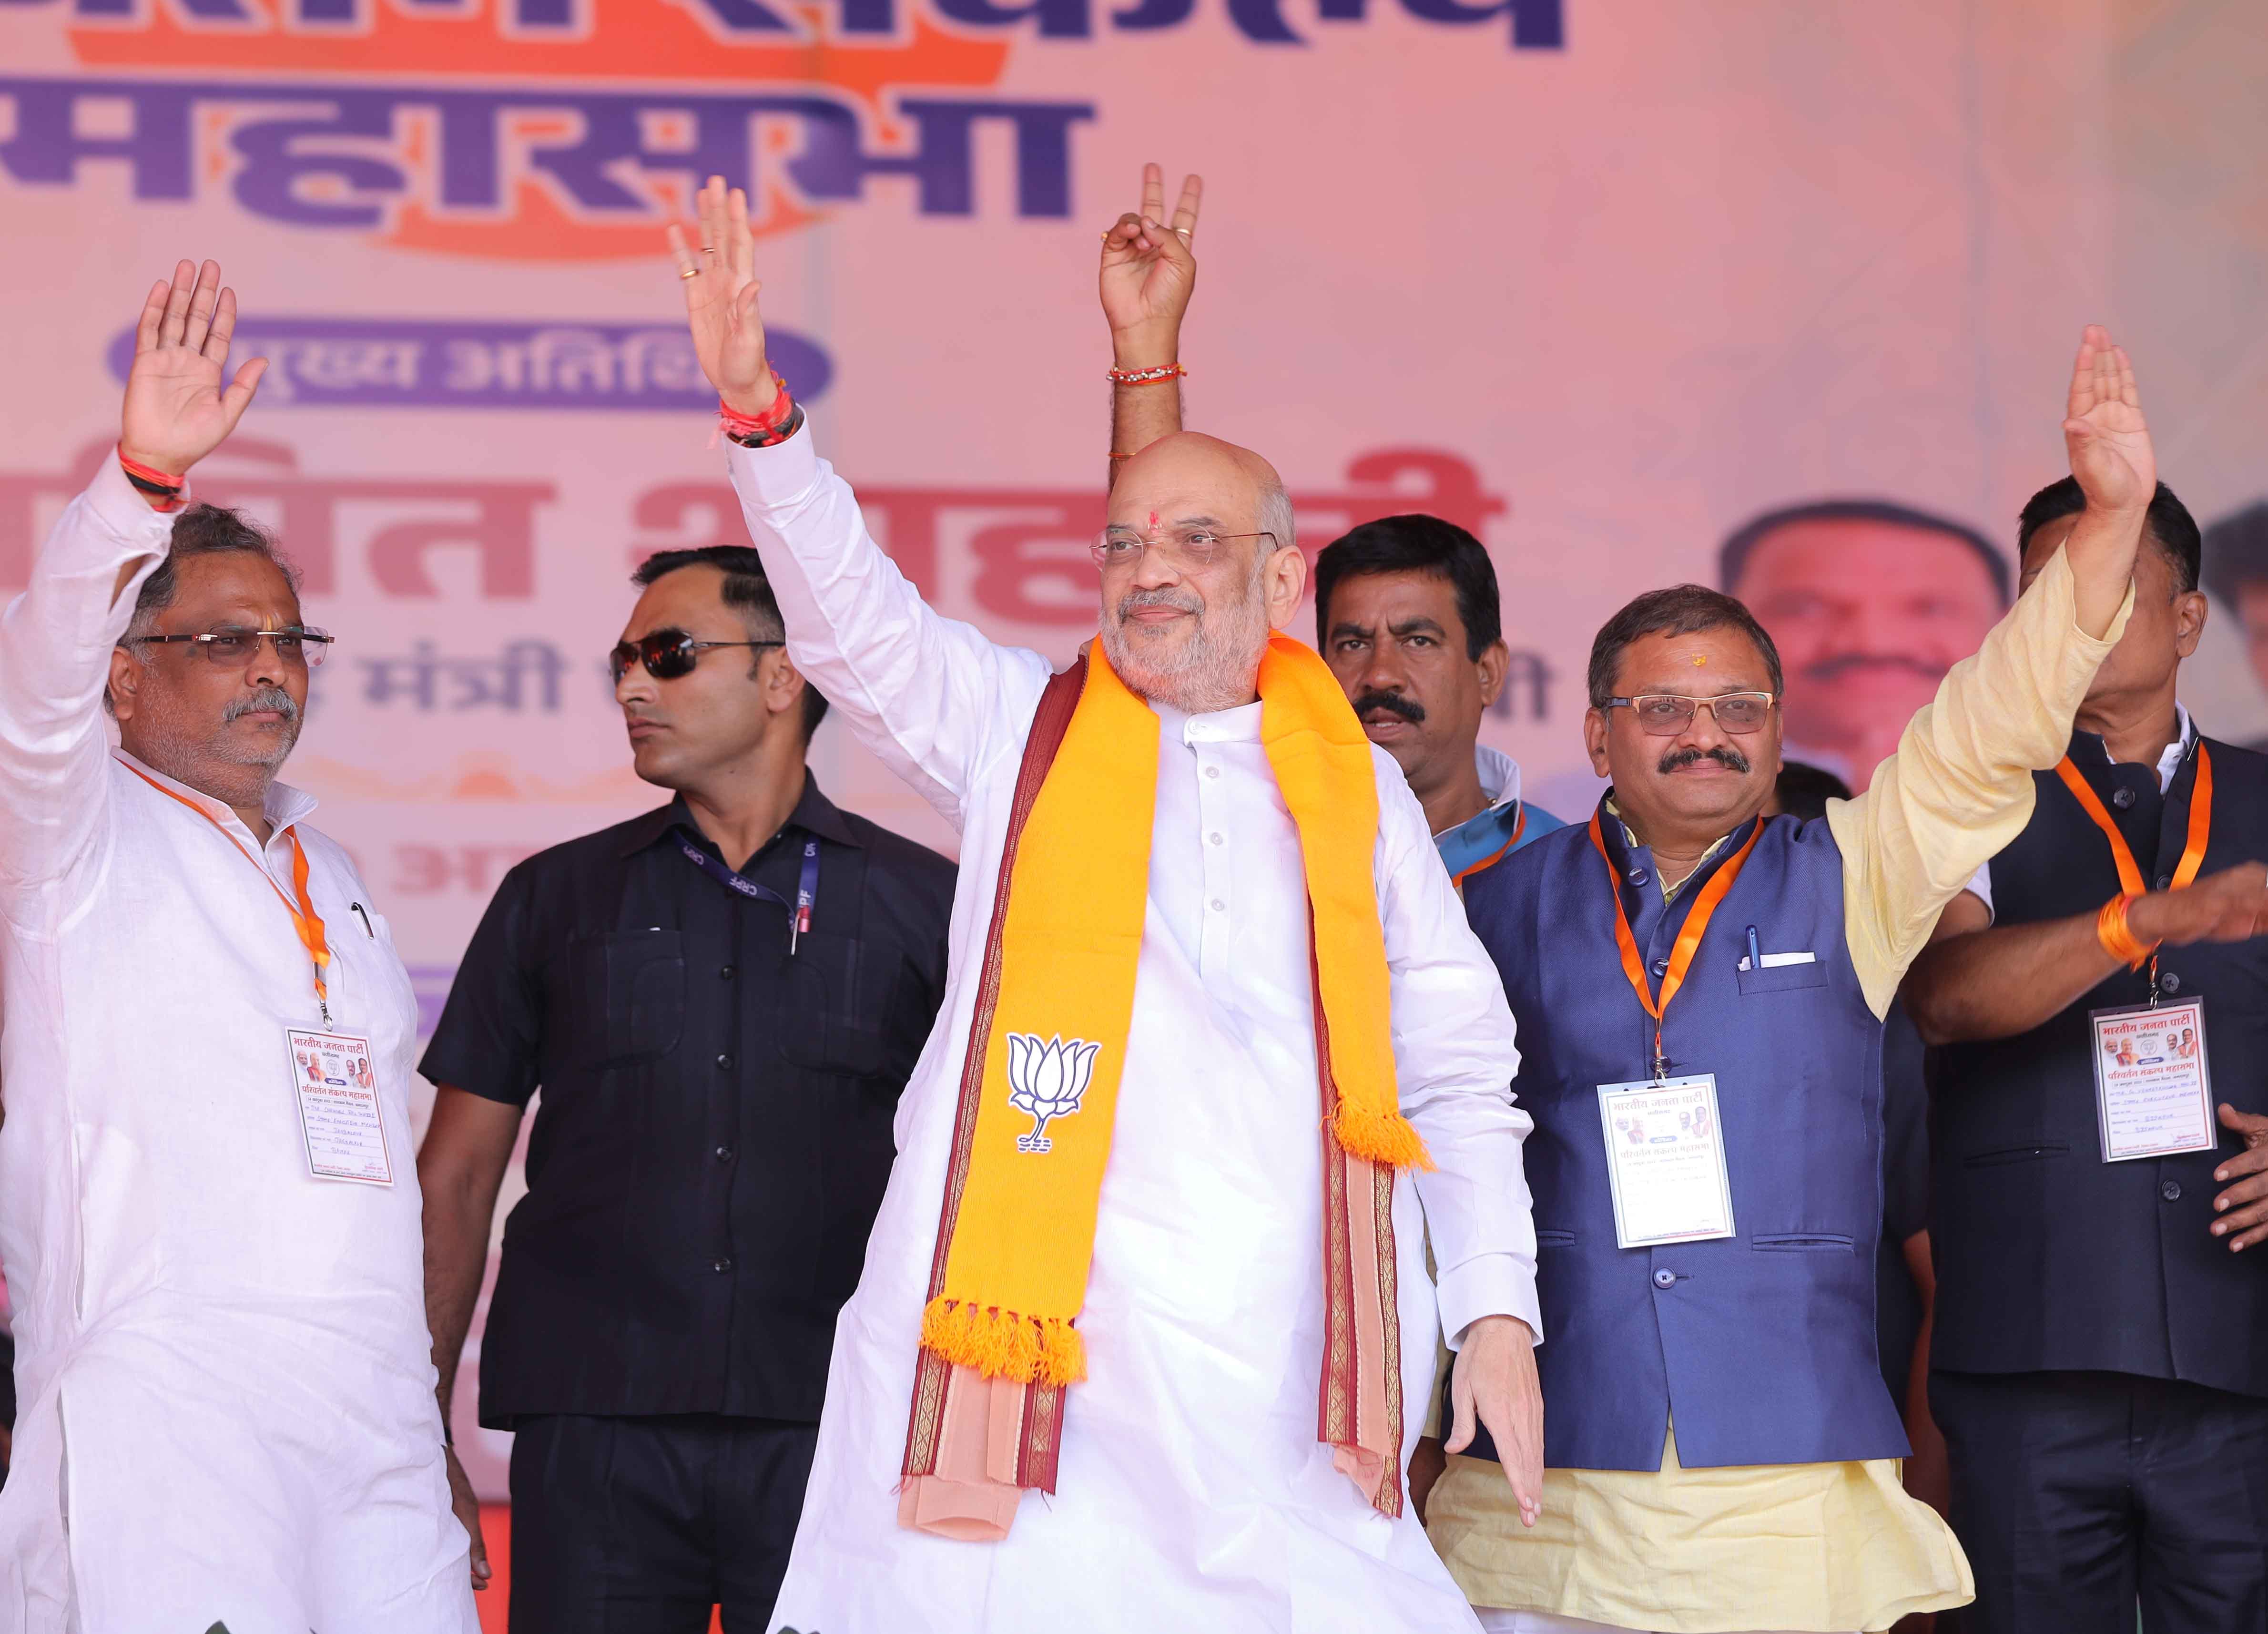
2053, 742, 2211, 897
1587, 810, 1764, 1080
2053, 740, 2211, 997
126, 764, 334, 1026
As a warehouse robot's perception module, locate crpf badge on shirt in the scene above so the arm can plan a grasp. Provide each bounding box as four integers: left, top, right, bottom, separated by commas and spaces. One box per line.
1597, 1074, 1737, 1248
286, 1026, 395, 1185
2090, 999, 2215, 1162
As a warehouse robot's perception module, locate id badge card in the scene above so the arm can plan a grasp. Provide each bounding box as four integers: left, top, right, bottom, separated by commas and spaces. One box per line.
1597, 1073, 1737, 1248
2090, 999, 2215, 1162
286, 1026, 395, 1185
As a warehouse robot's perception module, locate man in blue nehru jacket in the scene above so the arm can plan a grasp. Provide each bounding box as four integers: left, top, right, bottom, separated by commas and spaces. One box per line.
1425, 327, 2158, 1634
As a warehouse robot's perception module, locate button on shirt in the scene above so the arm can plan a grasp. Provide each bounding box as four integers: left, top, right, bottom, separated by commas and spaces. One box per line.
419, 778, 954, 1426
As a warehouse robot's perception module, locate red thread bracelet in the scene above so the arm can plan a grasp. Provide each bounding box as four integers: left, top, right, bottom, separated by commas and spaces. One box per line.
718, 377, 794, 442
1106, 363, 1186, 386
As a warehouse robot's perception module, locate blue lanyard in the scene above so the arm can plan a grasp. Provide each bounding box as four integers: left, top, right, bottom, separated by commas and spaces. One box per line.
674, 829, 821, 955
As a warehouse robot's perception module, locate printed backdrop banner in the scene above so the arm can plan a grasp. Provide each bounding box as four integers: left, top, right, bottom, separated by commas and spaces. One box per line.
3, 0, 2264, 1493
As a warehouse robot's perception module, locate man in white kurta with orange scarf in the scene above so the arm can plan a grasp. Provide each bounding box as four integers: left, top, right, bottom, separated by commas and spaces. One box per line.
668, 180, 1545, 1633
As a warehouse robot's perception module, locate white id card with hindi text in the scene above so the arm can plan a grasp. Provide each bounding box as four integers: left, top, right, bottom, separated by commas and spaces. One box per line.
286, 1026, 394, 1185
1597, 1073, 1737, 1248
2091, 999, 2215, 1162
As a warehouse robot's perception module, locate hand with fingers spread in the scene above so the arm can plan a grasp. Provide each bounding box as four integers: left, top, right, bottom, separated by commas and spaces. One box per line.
1100, 163, 1202, 371
120, 259, 268, 485
669, 175, 776, 418
1442, 1314, 1544, 1528
2212, 1103, 2268, 1253
2064, 323, 2156, 518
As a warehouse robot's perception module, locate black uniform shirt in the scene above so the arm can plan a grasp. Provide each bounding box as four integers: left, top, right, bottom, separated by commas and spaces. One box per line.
420, 776, 955, 1428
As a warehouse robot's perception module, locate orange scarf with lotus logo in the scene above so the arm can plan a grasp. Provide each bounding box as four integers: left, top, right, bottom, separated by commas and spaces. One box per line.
899, 635, 1429, 1538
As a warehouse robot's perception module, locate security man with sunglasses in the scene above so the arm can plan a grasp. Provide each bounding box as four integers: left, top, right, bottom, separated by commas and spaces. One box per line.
1422, 327, 2158, 1634
416, 544, 954, 1632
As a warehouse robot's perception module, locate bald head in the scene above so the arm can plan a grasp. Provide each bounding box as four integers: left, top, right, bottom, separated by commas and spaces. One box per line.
1096, 432, 1306, 714
1109, 432, 1293, 554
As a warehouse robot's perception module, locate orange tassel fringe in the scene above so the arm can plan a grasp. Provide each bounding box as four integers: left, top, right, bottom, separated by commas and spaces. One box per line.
921, 1297, 1088, 1387
1332, 1102, 1434, 1172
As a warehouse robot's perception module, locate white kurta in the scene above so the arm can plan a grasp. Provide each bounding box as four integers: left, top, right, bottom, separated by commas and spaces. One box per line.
0, 459, 475, 1633
730, 425, 1540, 1634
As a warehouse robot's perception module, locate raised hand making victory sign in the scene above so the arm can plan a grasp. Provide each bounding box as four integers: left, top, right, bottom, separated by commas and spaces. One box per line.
1099, 163, 1203, 484
1099, 163, 1202, 367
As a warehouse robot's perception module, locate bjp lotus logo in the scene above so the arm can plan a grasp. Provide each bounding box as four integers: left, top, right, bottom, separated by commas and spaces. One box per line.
1006, 1033, 1098, 1154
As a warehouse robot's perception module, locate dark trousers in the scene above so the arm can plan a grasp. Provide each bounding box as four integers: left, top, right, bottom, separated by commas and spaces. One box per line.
1931, 1369, 2268, 1634
508, 1413, 819, 1634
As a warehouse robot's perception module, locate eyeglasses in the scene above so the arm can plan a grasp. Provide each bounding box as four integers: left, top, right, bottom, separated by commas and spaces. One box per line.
610, 628, 782, 683
1089, 527, 1276, 572
126, 625, 334, 669
1603, 692, 1778, 735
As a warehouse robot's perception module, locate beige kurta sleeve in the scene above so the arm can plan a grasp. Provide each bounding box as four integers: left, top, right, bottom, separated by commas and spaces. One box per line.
1824, 543, 2135, 1017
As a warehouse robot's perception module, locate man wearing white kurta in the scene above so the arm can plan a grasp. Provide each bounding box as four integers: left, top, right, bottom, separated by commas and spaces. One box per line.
0, 262, 475, 1631
669, 178, 1544, 1634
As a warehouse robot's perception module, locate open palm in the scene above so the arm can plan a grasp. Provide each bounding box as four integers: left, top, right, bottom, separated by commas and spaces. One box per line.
120, 260, 267, 476
669, 176, 774, 416
1099, 164, 1202, 342
2064, 324, 2155, 513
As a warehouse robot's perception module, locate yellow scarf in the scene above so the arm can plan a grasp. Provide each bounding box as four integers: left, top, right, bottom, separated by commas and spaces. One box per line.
911, 632, 1427, 1462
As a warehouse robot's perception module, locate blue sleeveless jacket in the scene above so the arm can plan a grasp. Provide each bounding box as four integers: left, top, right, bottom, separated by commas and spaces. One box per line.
1459, 800, 1910, 1470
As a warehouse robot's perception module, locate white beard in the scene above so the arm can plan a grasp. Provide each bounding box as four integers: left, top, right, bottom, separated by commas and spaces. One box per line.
1100, 581, 1271, 715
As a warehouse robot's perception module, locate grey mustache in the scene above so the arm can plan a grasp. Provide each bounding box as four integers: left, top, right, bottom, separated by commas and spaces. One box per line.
1116, 589, 1203, 620
224, 685, 301, 724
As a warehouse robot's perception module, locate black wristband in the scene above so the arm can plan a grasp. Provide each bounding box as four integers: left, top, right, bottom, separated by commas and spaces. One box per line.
122, 469, 183, 500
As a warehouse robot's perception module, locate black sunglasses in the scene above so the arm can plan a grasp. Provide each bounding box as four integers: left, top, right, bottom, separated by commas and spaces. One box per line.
610, 628, 782, 683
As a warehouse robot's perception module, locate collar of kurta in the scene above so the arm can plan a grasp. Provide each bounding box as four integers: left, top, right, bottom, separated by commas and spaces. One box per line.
112, 747, 315, 845
2068, 702, 2196, 797
1603, 792, 1754, 906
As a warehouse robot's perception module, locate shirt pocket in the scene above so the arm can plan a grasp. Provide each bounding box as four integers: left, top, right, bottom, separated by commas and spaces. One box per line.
1962, 1141, 2071, 1168
577, 929, 687, 1067
1749, 1232, 1857, 1254
1735, 959, 1829, 996
774, 933, 899, 1080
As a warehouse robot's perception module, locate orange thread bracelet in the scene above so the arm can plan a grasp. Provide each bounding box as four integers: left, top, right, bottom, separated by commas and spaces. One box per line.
2097, 893, 2156, 970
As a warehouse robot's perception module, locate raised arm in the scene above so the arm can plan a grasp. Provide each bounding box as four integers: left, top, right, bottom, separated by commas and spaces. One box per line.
1099, 163, 1200, 487
670, 178, 1046, 824
0, 261, 265, 895
2057, 325, 2156, 637
1826, 326, 2150, 1014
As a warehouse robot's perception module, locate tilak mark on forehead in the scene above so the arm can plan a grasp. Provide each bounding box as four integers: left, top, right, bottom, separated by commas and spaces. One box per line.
1148, 509, 1159, 530
1692, 654, 1708, 666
